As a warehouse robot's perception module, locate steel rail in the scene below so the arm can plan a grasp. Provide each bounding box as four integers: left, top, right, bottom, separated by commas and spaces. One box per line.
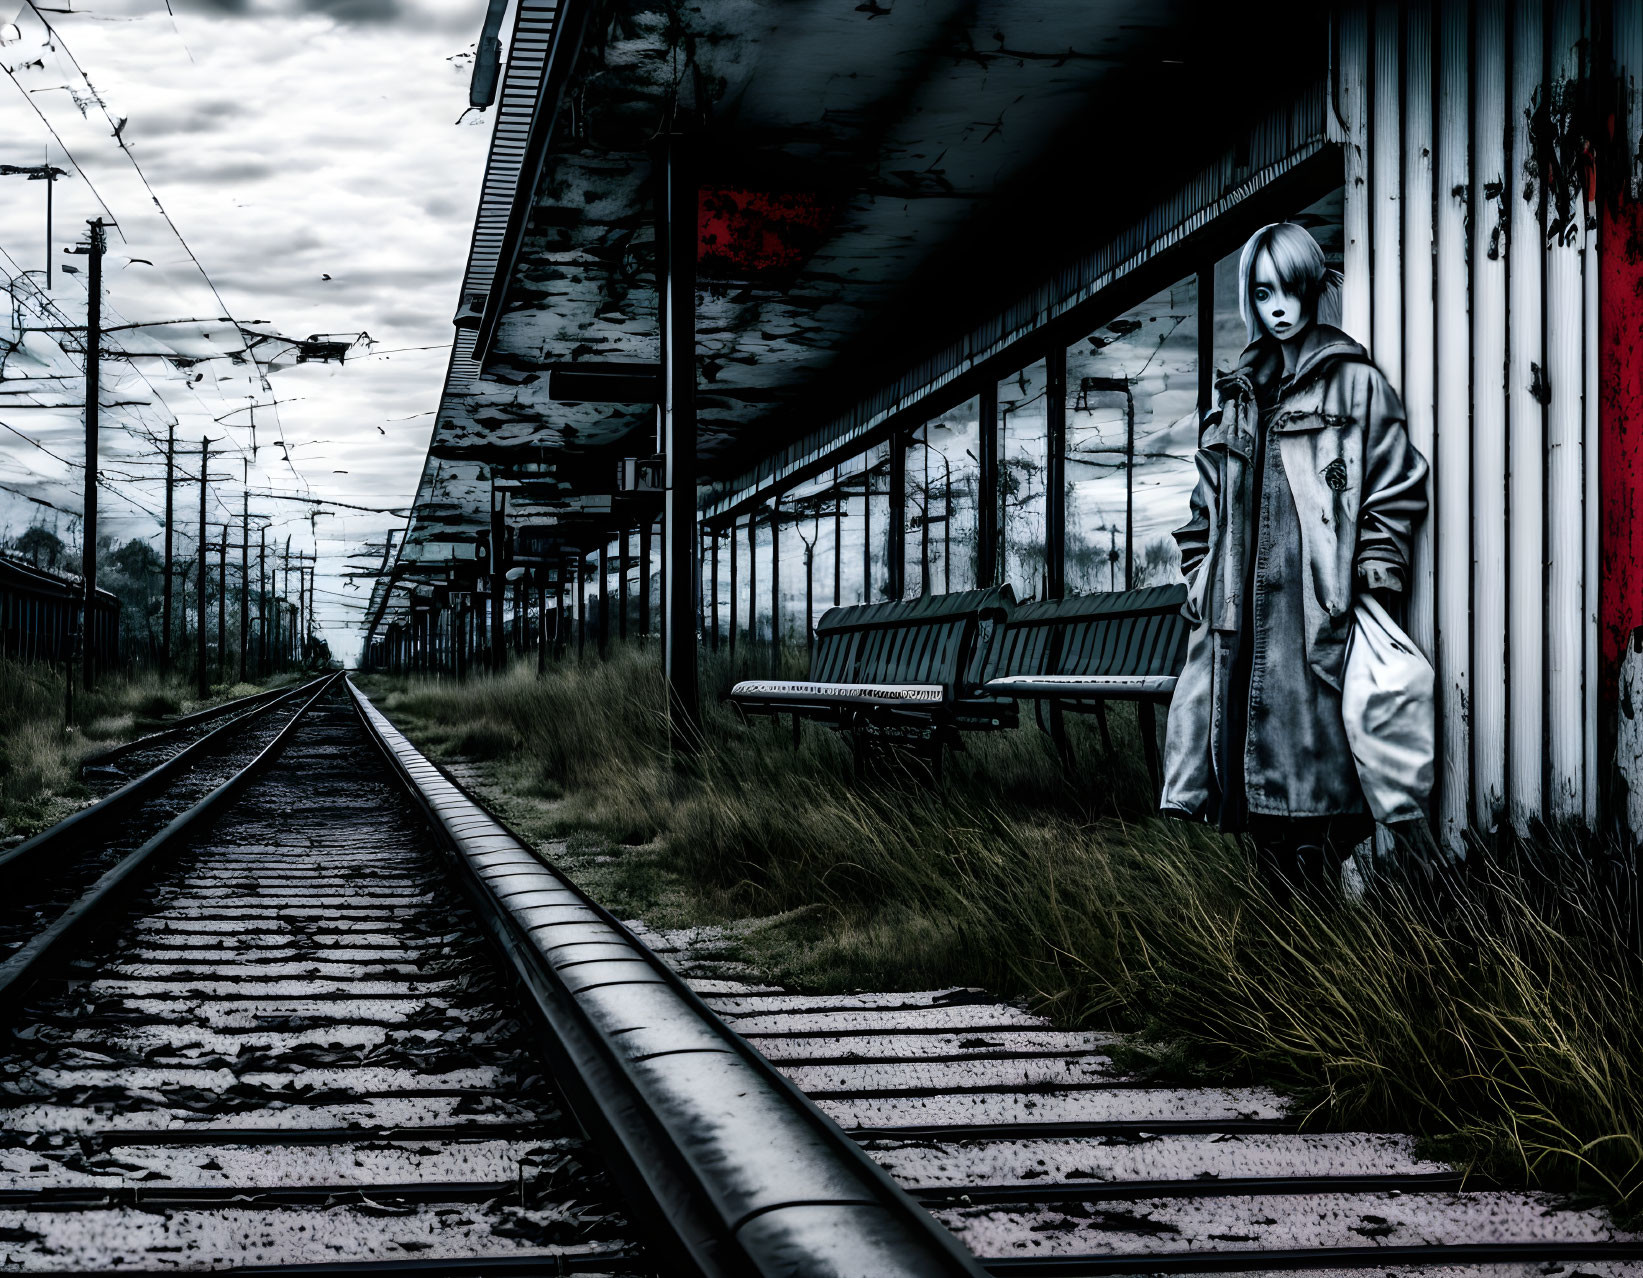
0, 673, 343, 1017
979, 1239, 1643, 1275
0, 675, 330, 881
346, 677, 990, 1278
76, 681, 307, 773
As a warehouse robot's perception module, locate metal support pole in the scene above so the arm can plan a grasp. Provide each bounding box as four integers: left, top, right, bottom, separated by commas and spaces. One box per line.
1045, 344, 1067, 600
833, 467, 843, 605
163, 422, 174, 669
888, 436, 905, 600
978, 376, 999, 587
490, 483, 506, 671
239, 483, 249, 683
598, 541, 610, 656
575, 556, 586, 658
1123, 386, 1135, 590
862, 454, 872, 601
660, 132, 699, 743
197, 438, 209, 697
639, 518, 653, 637
709, 528, 720, 653
45, 165, 54, 289
537, 577, 547, 675
770, 495, 782, 674
729, 517, 739, 663
804, 537, 814, 664
512, 572, 523, 655
282, 535, 291, 670
619, 528, 630, 641
258, 527, 267, 677
80, 219, 105, 692
217, 529, 227, 680
747, 512, 758, 648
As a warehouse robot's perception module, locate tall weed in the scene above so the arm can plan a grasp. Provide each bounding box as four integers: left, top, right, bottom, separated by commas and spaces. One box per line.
368, 644, 1643, 1213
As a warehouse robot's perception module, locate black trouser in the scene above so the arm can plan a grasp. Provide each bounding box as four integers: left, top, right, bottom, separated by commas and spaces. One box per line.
1247, 814, 1341, 895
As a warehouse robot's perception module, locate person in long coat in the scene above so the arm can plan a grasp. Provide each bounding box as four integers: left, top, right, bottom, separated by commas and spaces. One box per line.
1159, 221, 1430, 888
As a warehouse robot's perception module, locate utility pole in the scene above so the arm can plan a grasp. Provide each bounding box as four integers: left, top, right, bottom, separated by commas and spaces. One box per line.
218, 527, 228, 682
80, 218, 105, 692
258, 525, 267, 677
0, 160, 65, 287
197, 438, 209, 698
282, 535, 291, 669
239, 478, 249, 684
162, 421, 174, 669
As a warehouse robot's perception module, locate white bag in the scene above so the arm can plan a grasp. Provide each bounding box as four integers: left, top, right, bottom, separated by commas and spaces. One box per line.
1340, 593, 1435, 823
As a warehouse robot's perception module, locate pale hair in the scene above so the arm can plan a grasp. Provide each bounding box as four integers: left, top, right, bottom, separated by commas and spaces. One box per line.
1237, 221, 1344, 344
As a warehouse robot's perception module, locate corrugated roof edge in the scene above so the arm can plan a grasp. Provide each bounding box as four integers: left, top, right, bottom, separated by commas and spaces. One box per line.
366, 0, 575, 650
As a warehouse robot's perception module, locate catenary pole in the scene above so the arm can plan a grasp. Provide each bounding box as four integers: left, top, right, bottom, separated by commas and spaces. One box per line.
197, 438, 209, 697
217, 527, 227, 681
80, 218, 105, 692
239, 465, 249, 683
258, 526, 267, 677
162, 421, 174, 668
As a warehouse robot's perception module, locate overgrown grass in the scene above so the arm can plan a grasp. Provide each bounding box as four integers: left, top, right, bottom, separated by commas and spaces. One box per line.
0, 657, 298, 839
362, 643, 1643, 1216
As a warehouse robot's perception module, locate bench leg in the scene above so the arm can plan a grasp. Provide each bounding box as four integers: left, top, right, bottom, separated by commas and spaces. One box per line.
1092, 699, 1114, 759
1049, 701, 1072, 772
1138, 700, 1162, 800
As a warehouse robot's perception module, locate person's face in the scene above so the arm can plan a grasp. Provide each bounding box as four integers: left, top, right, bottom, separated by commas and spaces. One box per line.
1251, 249, 1311, 342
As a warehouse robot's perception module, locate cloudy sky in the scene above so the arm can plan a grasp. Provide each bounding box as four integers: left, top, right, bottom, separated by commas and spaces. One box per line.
0, 0, 493, 652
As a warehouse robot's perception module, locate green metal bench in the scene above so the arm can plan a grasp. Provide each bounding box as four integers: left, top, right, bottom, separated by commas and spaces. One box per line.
728, 586, 1017, 767
983, 584, 1190, 796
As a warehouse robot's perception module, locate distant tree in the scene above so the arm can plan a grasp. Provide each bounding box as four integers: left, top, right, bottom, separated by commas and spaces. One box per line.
11, 526, 65, 570
102, 538, 163, 662
109, 538, 161, 580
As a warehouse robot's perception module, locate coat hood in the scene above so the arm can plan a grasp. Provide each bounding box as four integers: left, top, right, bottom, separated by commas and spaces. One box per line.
1231, 324, 1368, 396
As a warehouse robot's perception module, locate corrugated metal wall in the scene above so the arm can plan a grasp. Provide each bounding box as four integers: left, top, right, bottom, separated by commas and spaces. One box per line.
1334, 0, 1613, 849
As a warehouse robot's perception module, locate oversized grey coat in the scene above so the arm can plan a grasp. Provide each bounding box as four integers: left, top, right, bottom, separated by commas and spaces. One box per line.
1159, 325, 1430, 827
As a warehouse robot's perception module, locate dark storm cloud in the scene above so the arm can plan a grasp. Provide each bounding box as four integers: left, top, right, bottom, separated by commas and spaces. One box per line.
150, 156, 279, 185
171, 0, 483, 31
175, 0, 404, 22
127, 99, 249, 139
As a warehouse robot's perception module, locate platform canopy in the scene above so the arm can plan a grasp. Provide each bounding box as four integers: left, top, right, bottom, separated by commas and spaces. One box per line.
372, 0, 1324, 625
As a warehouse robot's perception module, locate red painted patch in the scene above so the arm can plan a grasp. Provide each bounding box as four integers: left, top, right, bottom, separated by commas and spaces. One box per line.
697, 188, 836, 278
1599, 191, 1643, 714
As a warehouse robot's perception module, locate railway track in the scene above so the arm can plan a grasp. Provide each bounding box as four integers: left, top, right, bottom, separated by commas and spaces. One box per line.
635, 939, 1643, 1273
10, 673, 1639, 1276
76, 683, 311, 800
0, 678, 979, 1275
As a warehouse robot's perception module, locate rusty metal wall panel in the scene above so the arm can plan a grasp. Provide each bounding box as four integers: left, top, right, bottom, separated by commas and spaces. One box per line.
1337, 3, 1373, 346
1434, 0, 1473, 853
1506, 0, 1546, 829
1400, 1, 1437, 666
1545, 0, 1585, 820
1370, 2, 1403, 376
1471, 0, 1509, 831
